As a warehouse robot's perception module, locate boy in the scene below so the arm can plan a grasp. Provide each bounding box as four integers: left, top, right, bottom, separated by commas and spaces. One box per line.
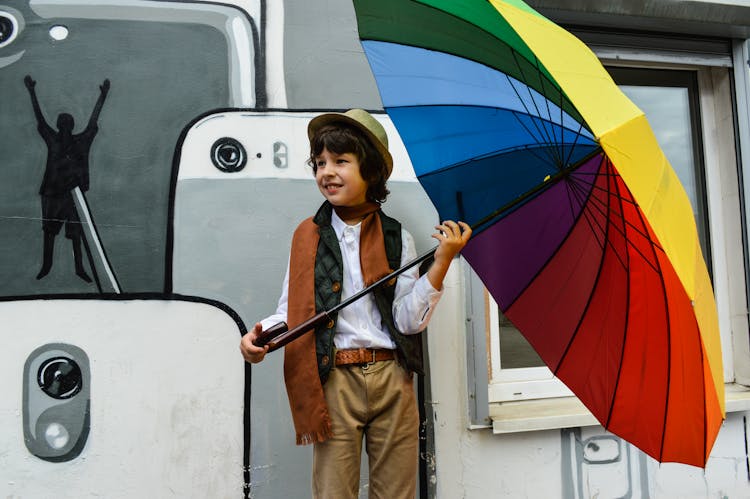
240, 109, 470, 498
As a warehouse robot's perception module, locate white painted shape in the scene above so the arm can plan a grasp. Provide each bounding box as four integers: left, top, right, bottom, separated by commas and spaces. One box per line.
228, 14, 256, 107
686, 0, 750, 6
73, 187, 120, 293
48, 24, 68, 40
0, 49, 24, 69
0, 299, 244, 498
178, 111, 419, 182
262, 0, 287, 107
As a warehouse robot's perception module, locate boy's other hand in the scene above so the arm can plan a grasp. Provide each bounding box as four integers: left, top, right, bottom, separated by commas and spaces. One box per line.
240, 322, 270, 363
432, 220, 472, 264
427, 220, 472, 291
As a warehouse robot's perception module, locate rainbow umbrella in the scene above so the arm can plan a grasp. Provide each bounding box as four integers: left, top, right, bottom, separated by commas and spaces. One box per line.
352, 0, 724, 467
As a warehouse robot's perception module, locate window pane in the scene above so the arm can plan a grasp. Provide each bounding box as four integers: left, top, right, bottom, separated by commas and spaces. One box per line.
498, 310, 544, 368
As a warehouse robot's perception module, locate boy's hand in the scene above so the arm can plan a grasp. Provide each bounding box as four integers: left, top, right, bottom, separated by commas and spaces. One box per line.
432, 220, 472, 264
427, 220, 472, 290
240, 322, 270, 363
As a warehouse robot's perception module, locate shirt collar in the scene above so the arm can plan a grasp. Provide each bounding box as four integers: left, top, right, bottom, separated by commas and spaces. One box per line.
331, 210, 362, 242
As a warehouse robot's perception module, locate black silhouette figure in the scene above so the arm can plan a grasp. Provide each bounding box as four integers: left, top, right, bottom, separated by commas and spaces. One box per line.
24, 75, 110, 282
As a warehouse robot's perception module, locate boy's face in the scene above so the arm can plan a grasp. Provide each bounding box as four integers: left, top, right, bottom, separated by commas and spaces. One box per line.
314, 147, 368, 207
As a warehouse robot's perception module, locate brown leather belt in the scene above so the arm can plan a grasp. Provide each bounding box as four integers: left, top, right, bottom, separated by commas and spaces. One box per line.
335, 348, 395, 366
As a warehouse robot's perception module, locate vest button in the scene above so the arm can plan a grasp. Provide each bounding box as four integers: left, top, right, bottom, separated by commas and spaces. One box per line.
332, 281, 341, 293
326, 319, 335, 329
321, 355, 329, 366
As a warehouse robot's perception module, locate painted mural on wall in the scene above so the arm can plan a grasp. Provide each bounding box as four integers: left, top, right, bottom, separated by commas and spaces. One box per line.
1, 1, 434, 497
0, 1, 253, 497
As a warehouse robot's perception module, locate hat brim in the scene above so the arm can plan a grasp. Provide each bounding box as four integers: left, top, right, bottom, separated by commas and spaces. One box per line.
307, 112, 394, 177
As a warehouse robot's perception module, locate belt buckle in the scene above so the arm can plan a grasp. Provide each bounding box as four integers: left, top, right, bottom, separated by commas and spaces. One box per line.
364, 348, 377, 369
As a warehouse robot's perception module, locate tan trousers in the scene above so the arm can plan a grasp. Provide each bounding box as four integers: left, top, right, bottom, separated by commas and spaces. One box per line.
312, 359, 419, 499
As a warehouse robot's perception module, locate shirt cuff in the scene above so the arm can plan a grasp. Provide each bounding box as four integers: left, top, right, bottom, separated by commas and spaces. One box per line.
259, 317, 283, 332
416, 273, 443, 300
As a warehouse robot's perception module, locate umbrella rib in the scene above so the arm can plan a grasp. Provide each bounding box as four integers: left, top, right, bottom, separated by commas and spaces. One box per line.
524, 37, 594, 167
541, 56, 566, 167
508, 112, 565, 166
626, 174, 673, 463
508, 50, 563, 166
562, 121, 589, 168
568, 175, 663, 275
528, 43, 596, 169
502, 72, 557, 161
601, 158, 631, 429
524, 52, 564, 167
566, 175, 606, 244
600, 163, 673, 461
552, 154, 615, 376
567, 171, 666, 263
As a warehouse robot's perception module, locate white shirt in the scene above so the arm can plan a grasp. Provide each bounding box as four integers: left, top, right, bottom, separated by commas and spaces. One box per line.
260, 211, 443, 349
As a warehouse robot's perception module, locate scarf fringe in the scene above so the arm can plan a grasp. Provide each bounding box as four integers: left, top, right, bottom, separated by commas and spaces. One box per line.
296, 420, 333, 446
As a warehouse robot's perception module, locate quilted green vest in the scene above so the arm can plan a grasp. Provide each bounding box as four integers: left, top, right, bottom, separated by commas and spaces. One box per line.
312, 202, 424, 383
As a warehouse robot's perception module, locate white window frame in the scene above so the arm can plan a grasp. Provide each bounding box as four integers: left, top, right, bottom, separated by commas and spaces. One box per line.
471, 42, 750, 434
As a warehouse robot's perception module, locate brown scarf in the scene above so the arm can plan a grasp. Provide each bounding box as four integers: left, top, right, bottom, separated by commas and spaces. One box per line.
283, 201, 392, 444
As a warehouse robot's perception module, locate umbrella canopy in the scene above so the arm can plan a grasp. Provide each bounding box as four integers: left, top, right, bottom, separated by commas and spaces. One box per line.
352, 0, 724, 467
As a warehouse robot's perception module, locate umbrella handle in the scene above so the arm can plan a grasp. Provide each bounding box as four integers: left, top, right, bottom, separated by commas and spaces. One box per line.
253, 312, 330, 352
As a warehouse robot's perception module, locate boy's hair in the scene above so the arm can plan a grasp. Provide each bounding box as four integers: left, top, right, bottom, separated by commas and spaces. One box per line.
309, 123, 390, 203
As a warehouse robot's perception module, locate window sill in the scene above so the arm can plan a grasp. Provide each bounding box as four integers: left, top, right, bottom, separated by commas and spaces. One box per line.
489, 383, 750, 434
725, 382, 750, 411
489, 397, 597, 434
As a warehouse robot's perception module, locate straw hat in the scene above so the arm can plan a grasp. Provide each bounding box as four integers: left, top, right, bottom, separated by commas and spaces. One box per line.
307, 109, 393, 177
